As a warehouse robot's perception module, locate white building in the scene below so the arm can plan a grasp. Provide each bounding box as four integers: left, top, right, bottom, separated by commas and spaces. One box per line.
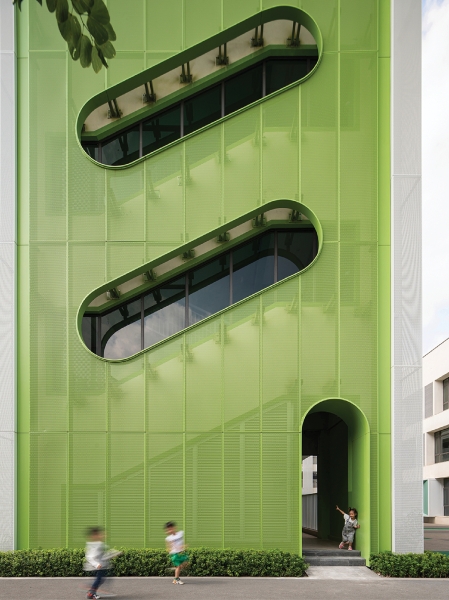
423, 337, 449, 522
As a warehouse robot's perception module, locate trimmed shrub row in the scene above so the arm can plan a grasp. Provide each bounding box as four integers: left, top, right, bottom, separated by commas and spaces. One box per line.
0, 547, 308, 578
370, 551, 449, 578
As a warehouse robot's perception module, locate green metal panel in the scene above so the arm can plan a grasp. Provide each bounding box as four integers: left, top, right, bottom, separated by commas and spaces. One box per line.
16, 0, 391, 557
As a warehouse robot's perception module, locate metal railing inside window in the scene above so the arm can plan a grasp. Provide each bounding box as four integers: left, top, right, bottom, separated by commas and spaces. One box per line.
435, 428, 449, 463
82, 56, 318, 167
83, 227, 318, 359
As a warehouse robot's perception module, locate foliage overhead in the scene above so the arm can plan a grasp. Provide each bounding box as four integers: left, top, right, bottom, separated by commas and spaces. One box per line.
13, 0, 116, 73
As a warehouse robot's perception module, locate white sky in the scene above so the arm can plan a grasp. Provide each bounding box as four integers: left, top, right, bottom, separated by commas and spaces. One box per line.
422, 0, 449, 353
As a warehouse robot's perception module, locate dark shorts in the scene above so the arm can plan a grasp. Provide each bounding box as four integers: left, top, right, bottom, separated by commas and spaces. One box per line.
170, 552, 189, 567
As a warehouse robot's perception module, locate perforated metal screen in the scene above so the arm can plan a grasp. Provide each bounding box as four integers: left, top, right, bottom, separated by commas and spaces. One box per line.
17, 0, 393, 554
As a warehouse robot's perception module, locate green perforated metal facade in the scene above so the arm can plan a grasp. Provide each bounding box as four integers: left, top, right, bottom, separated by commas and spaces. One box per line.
16, 0, 392, 559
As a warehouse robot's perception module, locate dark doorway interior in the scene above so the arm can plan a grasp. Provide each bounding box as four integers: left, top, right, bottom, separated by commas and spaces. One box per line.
302, 411, 348, 543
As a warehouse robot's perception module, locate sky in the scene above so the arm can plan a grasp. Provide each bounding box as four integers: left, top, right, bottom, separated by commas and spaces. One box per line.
422, 0, 449, 353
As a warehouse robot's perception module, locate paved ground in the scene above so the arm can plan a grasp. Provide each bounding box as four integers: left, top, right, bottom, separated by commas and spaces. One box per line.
306, 566, 379, 579
424, 526, 449, 553
1, 576, 449, 600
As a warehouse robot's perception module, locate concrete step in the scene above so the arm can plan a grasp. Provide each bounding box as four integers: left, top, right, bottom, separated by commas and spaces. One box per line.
303, 549, 362, 557
303, 553, 366, 567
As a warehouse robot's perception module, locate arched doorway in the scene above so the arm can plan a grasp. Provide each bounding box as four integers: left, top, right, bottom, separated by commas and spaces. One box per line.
301, 399, 370, 558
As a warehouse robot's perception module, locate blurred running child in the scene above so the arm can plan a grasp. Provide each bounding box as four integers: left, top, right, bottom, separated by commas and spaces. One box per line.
336, 505, 360, 551
84, 526, 121, 599
165, 521, 189, 585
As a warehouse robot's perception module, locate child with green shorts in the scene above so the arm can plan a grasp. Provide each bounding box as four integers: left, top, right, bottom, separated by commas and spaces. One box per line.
165, 521, 189, 585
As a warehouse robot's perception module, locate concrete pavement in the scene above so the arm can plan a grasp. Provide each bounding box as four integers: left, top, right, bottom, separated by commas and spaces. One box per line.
0, 576, 449, 600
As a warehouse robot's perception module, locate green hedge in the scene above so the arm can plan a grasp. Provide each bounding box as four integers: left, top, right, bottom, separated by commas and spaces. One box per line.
370, 551, 449, 578
0, 547, 308, 578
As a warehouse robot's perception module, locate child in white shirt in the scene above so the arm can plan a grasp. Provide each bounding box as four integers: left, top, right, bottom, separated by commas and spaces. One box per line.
84, 527, 121, 599
165, 521, 189, 585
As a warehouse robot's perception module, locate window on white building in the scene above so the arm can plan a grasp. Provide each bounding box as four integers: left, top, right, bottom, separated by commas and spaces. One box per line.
444, 378, 449, 411
435, 428, 449, 463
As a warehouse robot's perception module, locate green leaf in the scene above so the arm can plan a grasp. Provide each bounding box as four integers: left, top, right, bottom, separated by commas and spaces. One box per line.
46, 0, 57, 12
90, 0, 110, 24
97, 46, 108, 68
99, 40, 115, 59
71, 0, 88, 14
69, 13, 81, 44
68, 36, 81, 60
87, 15, 108, 45
56, 0, 69, 23
91, 45, 102, 73
80, 35, 92, 68
104, 22, 116, 42
58, 17, 70, 41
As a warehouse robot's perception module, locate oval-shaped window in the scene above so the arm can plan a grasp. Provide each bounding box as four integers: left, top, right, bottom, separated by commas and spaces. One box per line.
78, 7, 322, 168
79, 201, 321, 360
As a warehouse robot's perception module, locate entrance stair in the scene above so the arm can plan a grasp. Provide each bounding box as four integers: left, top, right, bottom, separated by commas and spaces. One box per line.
303, 548, 366, 566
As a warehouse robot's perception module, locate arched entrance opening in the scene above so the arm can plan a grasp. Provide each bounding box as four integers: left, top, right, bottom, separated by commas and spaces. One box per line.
301, 399, 370, 558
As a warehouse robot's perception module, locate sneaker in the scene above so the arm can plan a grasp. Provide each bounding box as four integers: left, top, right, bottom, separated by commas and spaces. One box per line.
338, 543, 344, 549
348, 546, 353, 551
87, 594, 100, 599
173, 578, 184, 585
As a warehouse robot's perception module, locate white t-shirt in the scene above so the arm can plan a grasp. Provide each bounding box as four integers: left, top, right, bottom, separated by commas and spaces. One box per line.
343, 513, 358, 528
166, 530, 184, 554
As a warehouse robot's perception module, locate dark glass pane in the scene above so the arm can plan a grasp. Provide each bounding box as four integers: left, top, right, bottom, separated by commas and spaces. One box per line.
224, 63, 263, 116
184, 85, 222, 136
101, 126, 140, 166
277, 229, 318, 281
188, 254, 230, 325
309, 56, 318, 71
101, 298, 142, 359
83, 143, 100, 161
265, 59, 309, 95
82, 315, 97, 354
441, 429, 449, 463
144, 276, 186, 348
444, 378, 449, 411
142, 105, 181, 155
232, 231, 275, 303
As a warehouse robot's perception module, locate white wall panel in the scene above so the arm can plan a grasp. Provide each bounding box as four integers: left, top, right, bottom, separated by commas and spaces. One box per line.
391, 0, 423, 553
0, 0, 16, 551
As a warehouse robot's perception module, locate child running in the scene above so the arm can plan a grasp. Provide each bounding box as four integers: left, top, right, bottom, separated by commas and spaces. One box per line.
84, 526, 121, 599
165, 521, 189, 585
336, 505, 360, 551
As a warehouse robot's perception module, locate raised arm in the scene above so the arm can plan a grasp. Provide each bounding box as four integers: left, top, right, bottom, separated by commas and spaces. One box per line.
335, 505, 345, 515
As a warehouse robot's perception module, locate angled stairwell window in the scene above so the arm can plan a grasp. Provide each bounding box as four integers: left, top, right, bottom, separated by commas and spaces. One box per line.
82, 227, 318, 359
78, 8, 323, 167
81, 55, 317, 167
